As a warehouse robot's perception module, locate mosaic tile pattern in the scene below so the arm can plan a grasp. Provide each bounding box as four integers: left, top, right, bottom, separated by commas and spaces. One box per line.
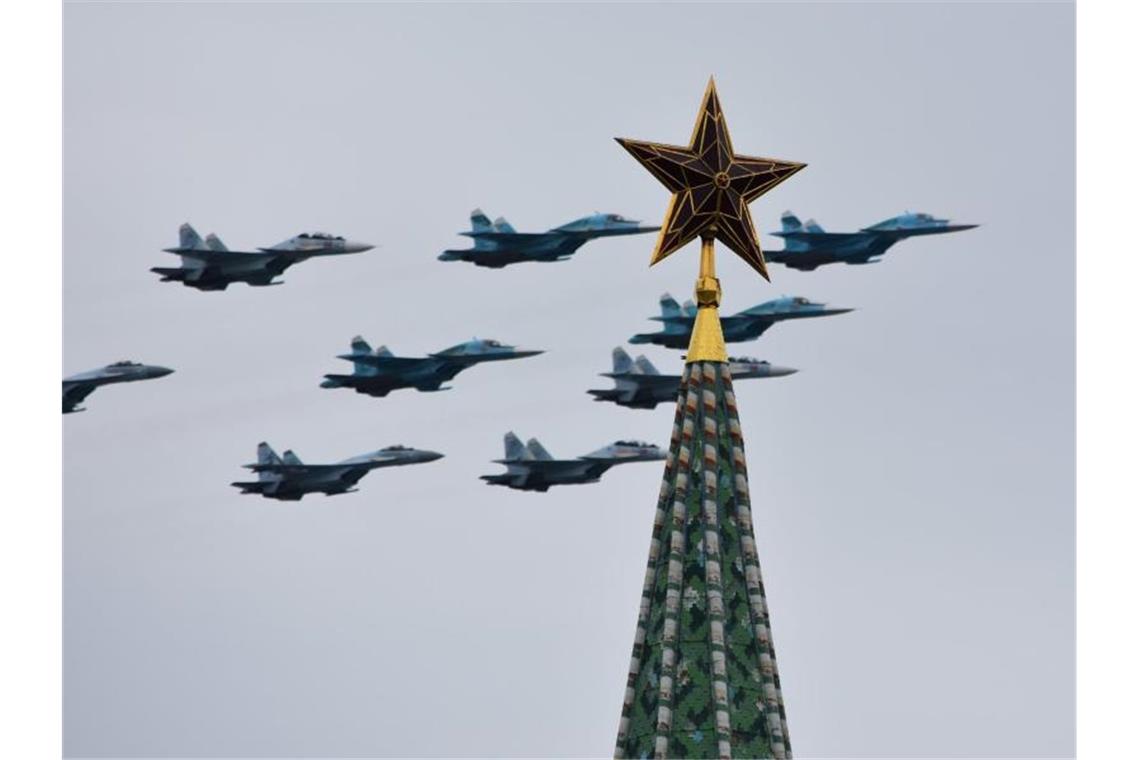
615, 362, 790, 759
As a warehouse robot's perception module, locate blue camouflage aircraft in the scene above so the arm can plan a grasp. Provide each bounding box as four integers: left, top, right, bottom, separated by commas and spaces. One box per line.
588, 347, 797, 409
153, 223, 373, 290
321, 336, 543, 397
231, 442, 443, 500
438, 209, 659, 267
630, 293, 852, 349
766, 211, 977, 271
481, 432, 666, 492
63, 360, 174, 413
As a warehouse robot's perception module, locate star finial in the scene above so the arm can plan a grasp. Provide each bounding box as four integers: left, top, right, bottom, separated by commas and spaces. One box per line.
616, 77, 805, 280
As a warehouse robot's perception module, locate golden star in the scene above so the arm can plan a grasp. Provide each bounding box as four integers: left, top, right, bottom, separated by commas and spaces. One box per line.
616, 77, 806, 280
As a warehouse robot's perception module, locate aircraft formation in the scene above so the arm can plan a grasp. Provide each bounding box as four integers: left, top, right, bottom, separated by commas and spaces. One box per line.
67, 206, 975, 497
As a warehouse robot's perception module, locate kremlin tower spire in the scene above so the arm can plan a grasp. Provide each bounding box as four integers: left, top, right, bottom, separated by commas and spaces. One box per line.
613, 78, 805, 759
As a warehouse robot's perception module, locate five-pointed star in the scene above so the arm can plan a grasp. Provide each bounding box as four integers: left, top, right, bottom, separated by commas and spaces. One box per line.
616, 78, 806, 280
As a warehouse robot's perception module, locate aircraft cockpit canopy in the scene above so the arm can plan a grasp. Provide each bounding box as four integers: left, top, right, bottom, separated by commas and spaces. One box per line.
109, 361, 140, 367
382, 445, 411, 451
615, 440, 655, 448
298, 232, 345, 241
792, 296, 811, 306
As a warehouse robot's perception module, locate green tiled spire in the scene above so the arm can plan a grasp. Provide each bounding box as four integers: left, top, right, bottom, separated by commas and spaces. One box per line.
615, 362, 790, 759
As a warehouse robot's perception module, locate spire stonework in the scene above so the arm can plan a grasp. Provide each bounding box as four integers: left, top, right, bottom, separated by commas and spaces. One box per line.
614, 79, 804, 759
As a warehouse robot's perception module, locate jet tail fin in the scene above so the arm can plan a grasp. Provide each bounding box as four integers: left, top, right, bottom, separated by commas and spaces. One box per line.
178, 223, 209, 251
281, 450, 303, 466
780, 211, 803, 233
205, 233, 229, 252
779, 211, 812, 251
526, 438, 554, 461
257, 442, 282, 482
471, 209, 494, 233
634, 355, 660, 375
350, 335, 372, 355
660, 293, 682, 319
346, 334, 378, 378
504, 431, 528, 461
612, 347, 634, 374
492, 216, 516, 234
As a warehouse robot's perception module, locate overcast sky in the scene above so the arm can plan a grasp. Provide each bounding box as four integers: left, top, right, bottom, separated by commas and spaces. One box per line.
64, 2, 1074, 757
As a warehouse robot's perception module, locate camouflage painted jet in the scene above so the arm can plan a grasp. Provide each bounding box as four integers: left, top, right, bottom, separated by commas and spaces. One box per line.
321, 336, 543, 397
767, 211, 977, 271
588, 347, 797, 409
63, 361, 174, 413
231, 442, 443, 500
153, 223, 373, 290
438, 209, 659, 267
481, 432, 665, 492
630, 292, 852, 349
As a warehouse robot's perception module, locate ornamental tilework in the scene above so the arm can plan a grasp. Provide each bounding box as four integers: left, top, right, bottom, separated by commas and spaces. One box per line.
616, 362, 790, 759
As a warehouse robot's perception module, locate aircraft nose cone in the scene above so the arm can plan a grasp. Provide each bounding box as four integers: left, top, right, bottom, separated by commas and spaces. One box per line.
512, 349, 545, 359
152, 366, 175, 378
345, 241, 374, 253
768, 365, 798, 378
421, 451, 445, 463
813, 306, 853, 317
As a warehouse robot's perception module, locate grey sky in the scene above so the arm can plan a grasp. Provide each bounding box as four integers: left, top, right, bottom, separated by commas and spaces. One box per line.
64, 2, 1074, 757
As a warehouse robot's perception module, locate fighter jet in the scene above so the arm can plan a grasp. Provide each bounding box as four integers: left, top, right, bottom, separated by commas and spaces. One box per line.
152, 223, 373, 290
321, 336, 543, 397
231, 442, 443, 500
63, 361, 174, 413
766, 211, 977, 271
438, 209, 659, 267
588, 347, 797, 410
480, 432, 665, 492
630, 293, 852, 349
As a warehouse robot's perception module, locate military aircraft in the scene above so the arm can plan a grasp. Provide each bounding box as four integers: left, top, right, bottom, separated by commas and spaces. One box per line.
630, 293, 852, 349
152, 223, 373, 290
766, 211, 977, 271
588, 347, 797, 409
481, 432, 665, 492
63, 361, 174, 413
438, 209, 659, 267
231, 442, 443, 500
321, 336, 543, 397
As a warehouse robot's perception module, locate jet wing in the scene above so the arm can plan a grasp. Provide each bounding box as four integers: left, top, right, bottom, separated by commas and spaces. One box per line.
343, 355, 427, 370
62, 382, 96, 412
772, 231, 859, 244
462, 232, 554, 244
492, 459, 584, 473
244, 463, 315, 475
606, 373, 680, 390
245, 462, 368, 481
166, 249, 271, 263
